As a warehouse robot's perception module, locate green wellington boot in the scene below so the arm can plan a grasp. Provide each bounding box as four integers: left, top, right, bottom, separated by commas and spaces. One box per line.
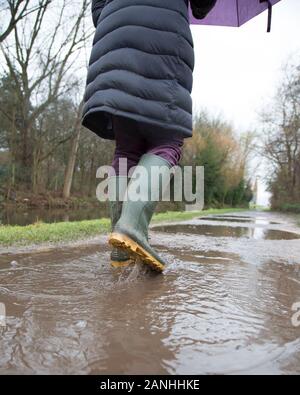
108, 176, 134, 268
109, 154, 172, 272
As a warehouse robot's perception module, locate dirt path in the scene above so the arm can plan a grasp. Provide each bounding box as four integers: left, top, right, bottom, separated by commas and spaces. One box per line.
0, 211, 299, 374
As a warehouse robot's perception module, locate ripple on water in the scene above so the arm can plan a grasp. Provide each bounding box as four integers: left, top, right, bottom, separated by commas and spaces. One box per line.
0, 233, 300, 374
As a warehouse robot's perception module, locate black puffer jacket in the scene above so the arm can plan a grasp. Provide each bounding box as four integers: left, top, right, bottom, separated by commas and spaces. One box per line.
82, 0, 216, 140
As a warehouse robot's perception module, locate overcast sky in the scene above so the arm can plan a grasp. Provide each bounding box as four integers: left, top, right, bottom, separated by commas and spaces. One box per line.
191, 0, 300, 131
190, 0, 300, 205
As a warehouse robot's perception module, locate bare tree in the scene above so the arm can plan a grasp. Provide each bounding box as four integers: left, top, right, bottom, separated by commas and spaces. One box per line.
260, 61, 300, 206
63, 100, 83, 199
0, 0, 51, 42
0, 0, 91, 190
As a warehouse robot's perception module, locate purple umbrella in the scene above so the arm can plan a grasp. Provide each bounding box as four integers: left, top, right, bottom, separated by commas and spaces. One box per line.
189, 0, 282, 32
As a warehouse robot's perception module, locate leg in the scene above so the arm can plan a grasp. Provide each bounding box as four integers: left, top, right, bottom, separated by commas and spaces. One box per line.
135, 120, 184, 167
146, 133, 184, 168
109, 115, 146, 267
111, 115, 146, 176
109, 119, 184, 272
109, 153, 172, 272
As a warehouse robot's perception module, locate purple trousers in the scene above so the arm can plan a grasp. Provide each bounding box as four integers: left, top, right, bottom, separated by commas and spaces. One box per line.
111, 115, 184, 176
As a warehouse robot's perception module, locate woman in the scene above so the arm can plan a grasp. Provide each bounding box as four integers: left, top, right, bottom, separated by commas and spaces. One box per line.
82, 0, 217, 272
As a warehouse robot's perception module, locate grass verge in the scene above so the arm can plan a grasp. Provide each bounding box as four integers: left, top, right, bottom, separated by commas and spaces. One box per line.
0, 208, 247, 247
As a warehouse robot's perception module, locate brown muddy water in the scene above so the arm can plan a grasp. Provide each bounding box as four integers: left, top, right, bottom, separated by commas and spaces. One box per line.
154, 224, 300, 240
0, 206, 108, 226
199, 216, 280, 225
0, 211, 300, 375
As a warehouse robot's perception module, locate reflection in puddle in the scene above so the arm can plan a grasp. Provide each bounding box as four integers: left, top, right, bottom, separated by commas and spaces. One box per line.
213, 215, 252, 219
153, 224, 300, 240
199, 216, 254, 223
199, 217, 280, 225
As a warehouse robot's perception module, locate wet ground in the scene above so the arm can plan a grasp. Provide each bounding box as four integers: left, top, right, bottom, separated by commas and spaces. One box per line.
0, 211, 300, 375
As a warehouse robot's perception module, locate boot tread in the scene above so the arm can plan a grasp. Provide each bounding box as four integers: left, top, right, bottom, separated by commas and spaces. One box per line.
109, 232, 165, 273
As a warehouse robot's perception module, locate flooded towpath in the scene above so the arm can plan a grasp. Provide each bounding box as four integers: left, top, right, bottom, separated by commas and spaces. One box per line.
0, 211, 300, 374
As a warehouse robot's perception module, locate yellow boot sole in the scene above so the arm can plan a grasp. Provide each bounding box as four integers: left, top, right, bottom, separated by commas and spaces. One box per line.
109, 232, 165, 273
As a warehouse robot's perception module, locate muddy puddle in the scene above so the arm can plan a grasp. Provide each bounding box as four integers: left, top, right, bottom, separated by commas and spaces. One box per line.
154, 224, 300, 240
212, 215, 253, 219
199, 216, 280, 225
199, 216, 254, 223
0, 211, 300, 375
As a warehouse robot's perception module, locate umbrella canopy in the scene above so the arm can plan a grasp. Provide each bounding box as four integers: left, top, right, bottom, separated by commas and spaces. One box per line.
189, 0, 281, 32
